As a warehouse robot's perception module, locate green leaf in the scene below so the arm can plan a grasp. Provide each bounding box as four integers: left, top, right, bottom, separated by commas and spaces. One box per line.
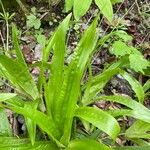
5, 100, 63, 147
0, 55, 39, 100
67, 139, 112, 150
7, 24, 39, 144
73, 0, 92, 20
60, 17, 99, 145
129, 53, 149, 73
111, 41, 131, 57
0, 93, 17, 102
106, 56, 129, 71
114, 146, 150, 150
45, 14, 71, 118
114, 30, 133, 42
0, 137, 29, 147
125, 120, 150, 139
27, 14, 41, 29
144, 67, 150, 77
75, 107, 120, 140
0, 137, 58, 150
111, 41, 149, 73
120, 71, 145, 103
24, 103, 37, 146
25, 117, 36, 145
95, 0, 113, 22
143, 79, 150, 92
95, 95, 150, 124
0, 108, 12, 137
12, 23, 26, 65
111, 0, 123, 4
82, 57, 129, 106
82, 68, 119, 105
43, 14, 71, 62
37, 34, 46, 47
65, 0, 74, 12
108, 109, 136, 117
131, 138, 150, 146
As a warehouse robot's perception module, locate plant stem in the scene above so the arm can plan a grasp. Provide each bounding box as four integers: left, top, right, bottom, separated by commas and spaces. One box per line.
0, 0, 6, 15
0, 0, 9, 54
6, 19, 9, 53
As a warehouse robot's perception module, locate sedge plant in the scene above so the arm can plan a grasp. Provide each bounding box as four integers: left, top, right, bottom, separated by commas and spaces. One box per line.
0, 11, 150, 150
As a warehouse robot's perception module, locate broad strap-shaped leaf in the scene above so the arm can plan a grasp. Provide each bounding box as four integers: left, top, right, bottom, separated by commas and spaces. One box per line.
73, 0, 92, 20
82, 57, 130, 106
25, 117, 36, 146
95, 0, 113, 22
0, 93, 17, 102
44, 14, 71, 117
114, 146, 150, 150
0, 55, 39, 100
144, 67, 150, 77
131, 138, 150, 146
43, 14, 71, 62
120, 71, 145, 103
82, 68, 119, 105
75, 107, 120, 140
125, 120, 150, 139
143, 79, 150, 92
12, 23, 26, 66
24, 102, 38, 146
67, 139, 112, 150
0, 95, 22, 141
0, 137, 58, 150
0, 108, 12, 137
95, 95, 150, 124
107, 56, 129, 71
4, 98, 63, 147
60, 17, 99, 145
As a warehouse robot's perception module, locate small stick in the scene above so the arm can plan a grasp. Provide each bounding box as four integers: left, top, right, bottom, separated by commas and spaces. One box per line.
0, 30, 6, 50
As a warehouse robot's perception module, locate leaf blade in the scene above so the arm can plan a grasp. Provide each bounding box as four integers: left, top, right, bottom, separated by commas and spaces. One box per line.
67, 139, 112, 150
73, 0, 92, 20
0, 108, 12, 137
121, 71, 145, 103
75, 107, 120, 140
0, 55, 39, 100
95, 95, 150, 124
95, 0, 113, 22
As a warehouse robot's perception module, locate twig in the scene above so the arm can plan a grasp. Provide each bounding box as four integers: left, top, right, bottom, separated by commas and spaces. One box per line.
0, 30, 5, 50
